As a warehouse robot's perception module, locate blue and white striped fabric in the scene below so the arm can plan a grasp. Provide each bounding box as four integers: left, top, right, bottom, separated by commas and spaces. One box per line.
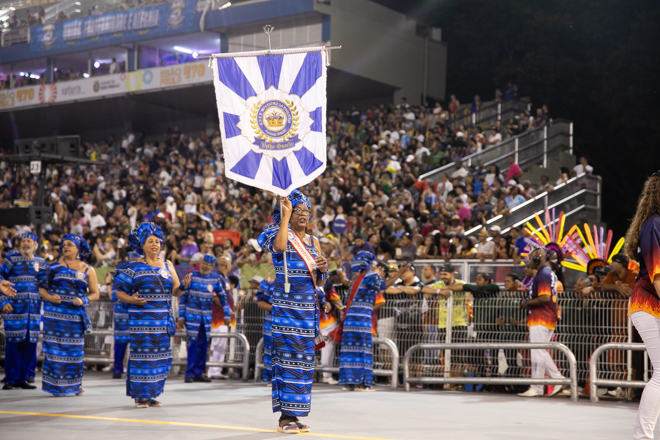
212, 50, 327, 196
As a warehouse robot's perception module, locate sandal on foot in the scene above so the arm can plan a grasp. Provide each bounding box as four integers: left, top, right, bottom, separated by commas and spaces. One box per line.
293, 418, 310, 433
76, 388, 85, 396
135, 399, 150, 408
148, 399, 161, 407
355, 386, 375, 392
277, 422, 300, 434
342, 385, 354, 391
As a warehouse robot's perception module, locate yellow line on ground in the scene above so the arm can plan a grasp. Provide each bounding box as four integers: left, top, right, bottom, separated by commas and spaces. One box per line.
0, 411, 395, 440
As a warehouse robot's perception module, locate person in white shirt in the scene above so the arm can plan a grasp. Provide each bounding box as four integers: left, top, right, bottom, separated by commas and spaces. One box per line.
166, 196, 177, 220
109, 58, 118, 74
450, 160, 469, 186
184, 188, 199, 215
437, 173, 453, 203
89, 208, 107, 232
386, 156, 401, 176
573, 156, 593, 175
96, 176, 106, 198
320, 206, 335, 226
415, 143, 431, 163
475, 229, 495, 261
487, 130, 502, 146
159, 168, 172, 186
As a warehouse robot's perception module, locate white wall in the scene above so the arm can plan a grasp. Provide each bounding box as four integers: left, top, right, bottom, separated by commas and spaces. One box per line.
315, 0, 447, 105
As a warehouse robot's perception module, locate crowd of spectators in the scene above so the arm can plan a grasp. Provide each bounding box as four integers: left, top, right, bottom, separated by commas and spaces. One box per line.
3, 0, 172, 29
0, 94, 594, 279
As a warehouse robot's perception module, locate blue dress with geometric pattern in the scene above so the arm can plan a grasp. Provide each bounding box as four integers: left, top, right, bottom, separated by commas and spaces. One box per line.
338, 271, 385, 387
0, 251, 48, 344
111, 261, 130, 344
41, 262, 93, 396
258, 228, 326, 418
256, 279, 274, 383
113, 261, 175, 400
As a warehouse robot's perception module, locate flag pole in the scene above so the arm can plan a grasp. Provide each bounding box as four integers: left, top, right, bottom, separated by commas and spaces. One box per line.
281, 200, 291, 294
199, 22, 340, 66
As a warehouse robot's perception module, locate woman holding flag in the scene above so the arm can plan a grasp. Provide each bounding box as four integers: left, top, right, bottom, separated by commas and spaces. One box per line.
257, 190, 329, 434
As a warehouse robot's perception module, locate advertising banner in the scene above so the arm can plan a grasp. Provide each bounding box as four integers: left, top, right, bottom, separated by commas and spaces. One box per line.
0, 61, 212, 112
30, 0, 197, 52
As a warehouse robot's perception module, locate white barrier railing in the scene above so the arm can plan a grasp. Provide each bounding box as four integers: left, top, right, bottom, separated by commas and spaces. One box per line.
589, 342, 648, 403
403, 342, 579, 402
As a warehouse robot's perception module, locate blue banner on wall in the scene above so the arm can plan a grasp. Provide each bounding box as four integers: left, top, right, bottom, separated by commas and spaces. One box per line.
30, 0, 197, 52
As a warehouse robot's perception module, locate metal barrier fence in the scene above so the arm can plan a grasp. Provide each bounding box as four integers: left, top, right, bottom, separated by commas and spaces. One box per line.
171, 331, 251, 380
376, 290, 631, 391
0, 288, 637, 393
402, 342, 578, 401
590, 343, 649, 403
253, 336, 400, 389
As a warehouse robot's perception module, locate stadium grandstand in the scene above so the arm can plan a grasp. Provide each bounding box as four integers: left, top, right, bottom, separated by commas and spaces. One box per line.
0, 1, 646, 440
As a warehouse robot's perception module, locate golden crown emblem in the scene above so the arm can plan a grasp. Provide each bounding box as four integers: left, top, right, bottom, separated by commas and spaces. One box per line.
265, 112, 285, 128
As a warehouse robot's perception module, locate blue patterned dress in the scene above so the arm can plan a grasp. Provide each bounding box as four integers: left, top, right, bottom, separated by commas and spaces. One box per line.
256, 280, 275, 382
179, 270, 230, 378
111, 261, 131, 375
113, 261, 175, 400
41, 262, 93, 396
258, 228, 326, 418
338, 271, 385, 387
0, 251, 48, 385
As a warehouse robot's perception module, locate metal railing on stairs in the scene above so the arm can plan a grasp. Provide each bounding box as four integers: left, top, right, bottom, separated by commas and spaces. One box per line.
446, 99, 532, 132
419, 119, 573, 185
464, 173, 602, 237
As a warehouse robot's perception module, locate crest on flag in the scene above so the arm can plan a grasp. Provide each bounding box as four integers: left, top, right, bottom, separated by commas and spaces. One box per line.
212, 50, 327, 196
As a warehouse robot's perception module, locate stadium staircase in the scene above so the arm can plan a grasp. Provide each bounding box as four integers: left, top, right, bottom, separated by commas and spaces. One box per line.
419, 118, 602, 237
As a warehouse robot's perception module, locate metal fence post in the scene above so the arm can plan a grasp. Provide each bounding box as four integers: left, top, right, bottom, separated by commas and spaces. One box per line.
444, 294, 453, 384
628, 315, 633, 383
590, 343, 647, 403
514, 138, 519, 163
543, 126, 548, 168
254, 337, 264, 383
497, 103, 502, 121
569, 122, 574, 155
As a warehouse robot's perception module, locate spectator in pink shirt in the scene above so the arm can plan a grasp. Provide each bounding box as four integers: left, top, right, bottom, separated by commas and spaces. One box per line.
505, 156, 523, 183
455, 198, 472, 224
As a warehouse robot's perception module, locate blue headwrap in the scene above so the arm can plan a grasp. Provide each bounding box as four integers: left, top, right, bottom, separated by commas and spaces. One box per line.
351, 251, 375, 273
127, 251, 140, 260
271, 189, 311, 224
128, 222, 165, 255
20, 232, 38, 243
60, 234, 91, 260
203, 254, 217, 265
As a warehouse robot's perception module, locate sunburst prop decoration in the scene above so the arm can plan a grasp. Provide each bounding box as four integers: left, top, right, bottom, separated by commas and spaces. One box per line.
520, 209, 572, 263
556, 222, 627, 273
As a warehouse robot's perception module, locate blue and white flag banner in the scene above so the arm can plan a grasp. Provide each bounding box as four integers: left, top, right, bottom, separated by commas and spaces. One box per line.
212, 49, 327, 197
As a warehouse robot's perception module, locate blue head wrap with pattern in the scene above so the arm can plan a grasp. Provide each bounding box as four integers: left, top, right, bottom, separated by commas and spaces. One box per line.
128, 222, 165, 255
60, 234, 91, 260
203, 254, 217, 265
351, 251, 375, 273
271, 189, 311, 224
20, 232, 38, 243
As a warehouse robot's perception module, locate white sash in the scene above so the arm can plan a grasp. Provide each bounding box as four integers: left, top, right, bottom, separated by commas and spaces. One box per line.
287, 230, 318, 289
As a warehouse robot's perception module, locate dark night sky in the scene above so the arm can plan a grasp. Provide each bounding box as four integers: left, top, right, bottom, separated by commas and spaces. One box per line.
374, 0, 660, 238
